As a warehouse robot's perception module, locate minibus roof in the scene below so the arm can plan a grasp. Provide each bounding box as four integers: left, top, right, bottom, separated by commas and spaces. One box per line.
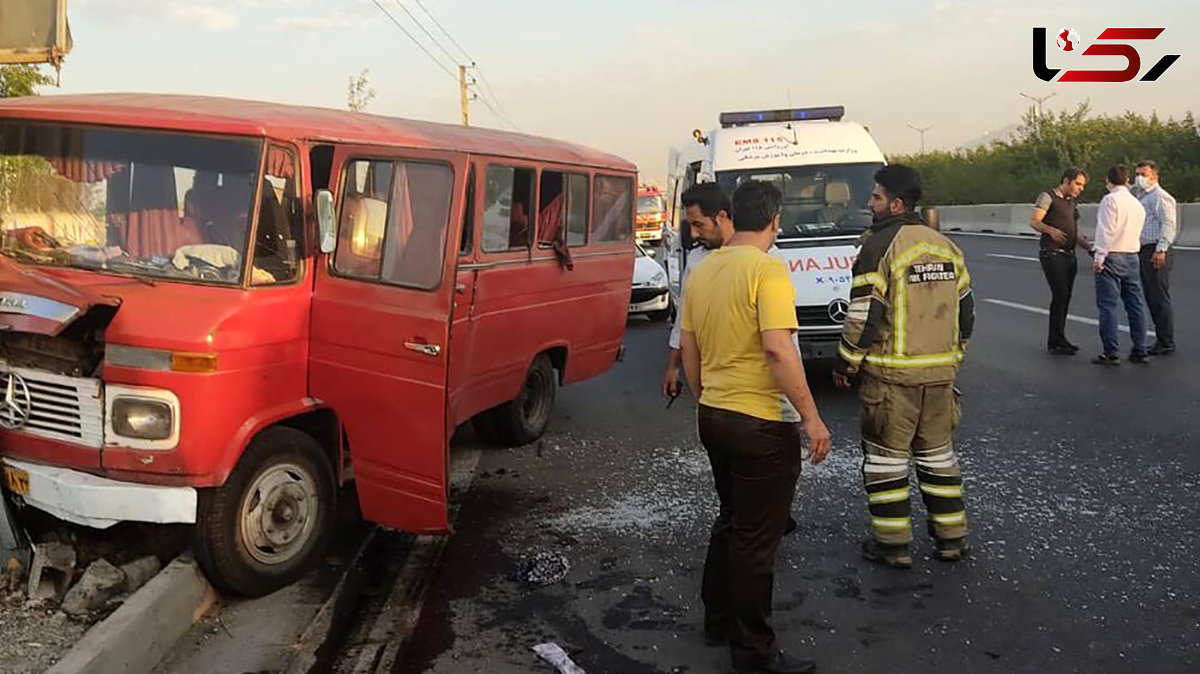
0, 93, 637, 172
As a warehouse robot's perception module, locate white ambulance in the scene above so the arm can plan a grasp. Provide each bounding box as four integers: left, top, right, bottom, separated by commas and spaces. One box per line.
667, 105, 885, 362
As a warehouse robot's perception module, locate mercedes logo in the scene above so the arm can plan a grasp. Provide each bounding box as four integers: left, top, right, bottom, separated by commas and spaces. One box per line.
828, 298, 850, 324
0, 371, 32, 430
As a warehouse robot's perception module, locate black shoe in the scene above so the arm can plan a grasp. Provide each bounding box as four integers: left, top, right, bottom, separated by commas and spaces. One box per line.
1092, 354, 1121, 366
861, 539, 913, 569
935, 538, 971, 562
1149, 343, 1175, 356
1129, 352, 1150, 364
1048, 345, 1077, 356
731, 650, 817, 674
705, 632, 728, 647
784, 515, 797, 536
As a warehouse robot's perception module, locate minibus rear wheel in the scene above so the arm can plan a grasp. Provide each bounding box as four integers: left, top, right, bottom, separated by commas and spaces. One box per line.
477, 354, 556, 447
193, 427, 336, 597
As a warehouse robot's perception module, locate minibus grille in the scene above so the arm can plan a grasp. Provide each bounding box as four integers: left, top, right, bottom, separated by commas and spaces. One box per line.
3, 366, 103, 448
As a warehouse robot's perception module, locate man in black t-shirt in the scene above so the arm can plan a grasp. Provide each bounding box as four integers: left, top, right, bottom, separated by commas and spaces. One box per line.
1029, 168, 1093, 354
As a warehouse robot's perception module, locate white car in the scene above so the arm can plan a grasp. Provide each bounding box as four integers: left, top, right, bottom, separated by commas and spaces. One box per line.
628, 244, 671, 321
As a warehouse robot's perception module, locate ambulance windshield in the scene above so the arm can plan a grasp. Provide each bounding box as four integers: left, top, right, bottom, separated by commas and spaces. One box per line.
716, 162, 883, 239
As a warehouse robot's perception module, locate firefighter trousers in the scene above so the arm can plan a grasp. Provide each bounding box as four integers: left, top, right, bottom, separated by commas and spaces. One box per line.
858, 375, 967, 546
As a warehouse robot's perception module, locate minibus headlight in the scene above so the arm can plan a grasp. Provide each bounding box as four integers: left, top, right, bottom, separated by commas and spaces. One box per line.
111, 397, 174, 441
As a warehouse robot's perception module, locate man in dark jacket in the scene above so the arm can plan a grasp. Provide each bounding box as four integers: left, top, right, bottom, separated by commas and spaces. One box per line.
1029, 168, 1093, 354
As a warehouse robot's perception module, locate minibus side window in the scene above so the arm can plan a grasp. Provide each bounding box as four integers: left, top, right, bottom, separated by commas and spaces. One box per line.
380, 161, 454, 288
251, 144, 302, 285
591, 175, 633, 243
536, 170, 565, 248
481, 166, 534, 253
566, 173, 589, 247
334, 159, 391, 278
333, 158, 454, 290
459, 165, 475, 256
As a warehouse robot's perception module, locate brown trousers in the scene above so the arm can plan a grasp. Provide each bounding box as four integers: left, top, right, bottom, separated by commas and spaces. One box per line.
859, 375, 967, 546
697, 405, 802, 668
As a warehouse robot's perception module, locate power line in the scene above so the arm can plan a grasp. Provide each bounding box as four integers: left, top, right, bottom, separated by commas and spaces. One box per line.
413, 0, 474, 64
390, 0, 461, 69
473, 90, 519, 132
372, 0, 520, 131
367, 0, 457, 81
409, 0, 520, 131
472, 66, 517, 129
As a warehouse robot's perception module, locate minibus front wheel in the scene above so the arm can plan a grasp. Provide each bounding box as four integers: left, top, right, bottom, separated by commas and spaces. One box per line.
193, 427, 337, 597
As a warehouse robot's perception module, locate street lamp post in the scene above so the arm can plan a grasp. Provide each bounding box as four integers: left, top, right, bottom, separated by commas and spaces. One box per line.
1019, 92, 1057, 118
907, 123, 933, 154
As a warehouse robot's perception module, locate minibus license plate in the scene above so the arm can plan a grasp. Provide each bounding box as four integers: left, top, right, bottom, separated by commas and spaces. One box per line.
4, 466, 28, 496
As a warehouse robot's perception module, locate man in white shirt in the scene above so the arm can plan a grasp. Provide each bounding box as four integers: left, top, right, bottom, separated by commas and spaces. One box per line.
1092, 165, 1150, 365
663, 183, 728, 400
1135, 160, 1179, 355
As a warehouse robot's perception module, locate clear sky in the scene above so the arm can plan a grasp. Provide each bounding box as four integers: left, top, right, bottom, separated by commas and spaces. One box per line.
52, 0, 1199, 184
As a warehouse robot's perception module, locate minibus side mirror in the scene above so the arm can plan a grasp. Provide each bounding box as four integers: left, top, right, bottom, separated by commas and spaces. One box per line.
645, 248, 656, 259
316, 189, 336, 254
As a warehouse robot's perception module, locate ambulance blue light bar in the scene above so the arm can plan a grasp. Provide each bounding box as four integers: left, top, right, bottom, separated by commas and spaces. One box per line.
719, 106, 845, 127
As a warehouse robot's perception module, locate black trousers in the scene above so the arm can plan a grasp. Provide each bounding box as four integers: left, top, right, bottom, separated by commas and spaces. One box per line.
1040, 251, 1078, 348
1139, 244, 1175, 347
698, 405, 801, 668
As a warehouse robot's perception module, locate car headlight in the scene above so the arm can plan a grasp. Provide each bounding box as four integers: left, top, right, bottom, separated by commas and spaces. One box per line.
111, 397, 174, 440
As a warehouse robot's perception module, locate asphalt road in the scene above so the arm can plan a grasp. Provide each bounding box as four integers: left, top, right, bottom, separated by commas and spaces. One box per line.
388, 233, 1199, 674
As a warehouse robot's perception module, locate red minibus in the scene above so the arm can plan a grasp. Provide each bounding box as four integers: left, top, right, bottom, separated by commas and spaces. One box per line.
0, 94, 635, 595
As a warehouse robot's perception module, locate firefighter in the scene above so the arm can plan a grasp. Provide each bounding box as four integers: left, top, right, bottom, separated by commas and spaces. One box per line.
832, 164, 975, 568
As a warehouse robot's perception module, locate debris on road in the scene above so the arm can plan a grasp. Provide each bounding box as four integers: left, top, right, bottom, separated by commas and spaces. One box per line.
119, 556, 162, 594
60, 559, 125, 619
510, 550, 570, 587
0, 596, 86, 674
26, 542, 76, 601
532, 642, 587, 674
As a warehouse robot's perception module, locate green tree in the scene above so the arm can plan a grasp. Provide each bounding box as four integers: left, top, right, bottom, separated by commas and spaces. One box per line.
891, 104, 1200, 204
0, 64, 54, 98
347, 69, 375, 112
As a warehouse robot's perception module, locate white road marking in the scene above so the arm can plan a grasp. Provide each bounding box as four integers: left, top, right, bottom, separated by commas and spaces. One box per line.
948, 230, 1200, 252
987, 253, 1040, 262
983, 298, 1156, 336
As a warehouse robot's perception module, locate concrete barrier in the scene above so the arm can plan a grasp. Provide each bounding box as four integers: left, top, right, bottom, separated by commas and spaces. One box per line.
937, 202, 1200, 247
48, 554, 216, 674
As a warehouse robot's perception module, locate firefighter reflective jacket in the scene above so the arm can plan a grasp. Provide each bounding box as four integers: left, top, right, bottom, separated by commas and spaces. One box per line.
837, 212, 975, 385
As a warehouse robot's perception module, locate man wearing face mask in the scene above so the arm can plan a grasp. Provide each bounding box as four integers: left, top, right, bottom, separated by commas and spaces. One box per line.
1030, 168, 1092, 355
833, 165, 975, 568
1135, 161, 1178, 355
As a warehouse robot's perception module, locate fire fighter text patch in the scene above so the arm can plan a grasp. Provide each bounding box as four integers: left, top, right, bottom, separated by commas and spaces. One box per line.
907, 262, 956, 284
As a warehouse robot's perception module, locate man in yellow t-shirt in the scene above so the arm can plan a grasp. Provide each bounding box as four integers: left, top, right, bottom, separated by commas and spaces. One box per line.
680, 179, 832, 674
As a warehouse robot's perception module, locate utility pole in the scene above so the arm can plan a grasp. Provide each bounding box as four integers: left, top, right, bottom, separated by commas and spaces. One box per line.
907, 123, 933, 154
1019, 92, 1056, 118
459, 64, 469, 127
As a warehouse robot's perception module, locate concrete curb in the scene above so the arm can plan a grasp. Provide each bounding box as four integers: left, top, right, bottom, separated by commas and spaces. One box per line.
48, 554, 216, 674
